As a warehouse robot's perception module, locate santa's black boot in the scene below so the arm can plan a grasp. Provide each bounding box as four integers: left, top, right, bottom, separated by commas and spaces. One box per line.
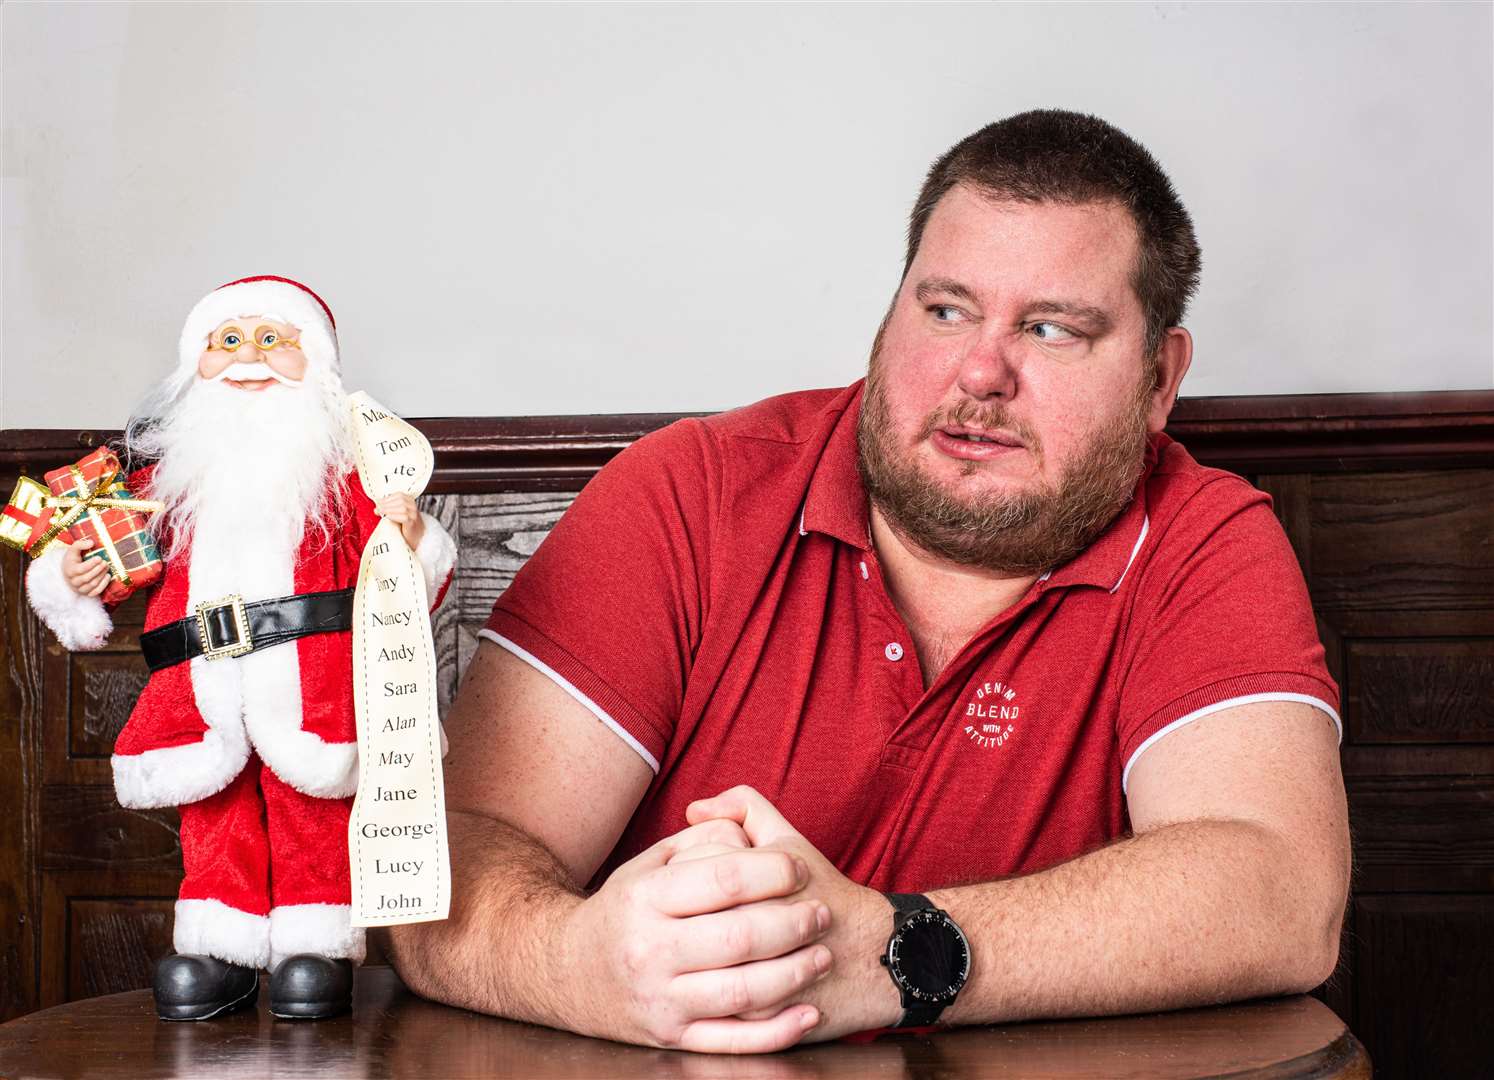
153, 953, 260, 1021
268, 954, 353, 1019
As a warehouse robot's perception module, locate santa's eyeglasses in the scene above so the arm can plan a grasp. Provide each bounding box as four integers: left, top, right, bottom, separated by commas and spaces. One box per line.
208, 326, 302, 354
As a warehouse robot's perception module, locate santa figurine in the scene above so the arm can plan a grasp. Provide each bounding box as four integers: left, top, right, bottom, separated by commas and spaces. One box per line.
24, 276, 457, 1021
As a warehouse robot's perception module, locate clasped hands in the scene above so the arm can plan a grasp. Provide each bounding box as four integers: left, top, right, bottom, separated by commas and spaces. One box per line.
561, 785, 901, 1054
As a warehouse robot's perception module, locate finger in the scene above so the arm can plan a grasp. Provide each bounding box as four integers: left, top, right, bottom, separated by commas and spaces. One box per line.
672, 942, 831, 1020
67, 559, 110, 587
646, 849, 807, 918
675, 1004, 819, 1055
62, 540, 93, 567
672, 899, 830, 972
686, 785, 803, 848
667, 842, 746, 866
653, 818, 752, 863
85, 574, 110, 597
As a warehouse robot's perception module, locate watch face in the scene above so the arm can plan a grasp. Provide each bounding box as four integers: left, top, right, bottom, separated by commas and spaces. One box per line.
887, 910, 971, 1001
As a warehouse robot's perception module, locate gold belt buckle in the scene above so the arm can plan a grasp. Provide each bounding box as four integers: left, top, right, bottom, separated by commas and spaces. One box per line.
196, 594, 253, 660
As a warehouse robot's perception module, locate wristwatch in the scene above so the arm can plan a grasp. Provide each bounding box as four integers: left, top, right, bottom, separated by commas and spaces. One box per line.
878, 892, 971, 1028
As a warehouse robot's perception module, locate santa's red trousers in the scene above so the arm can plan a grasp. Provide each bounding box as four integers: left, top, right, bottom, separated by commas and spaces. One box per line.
179, 752, 351, 913
173, 752, 361, 970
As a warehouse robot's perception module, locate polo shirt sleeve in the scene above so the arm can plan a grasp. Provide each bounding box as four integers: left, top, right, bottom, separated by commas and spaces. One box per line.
480, 419, 718, 771
1115, 478, 1341, 796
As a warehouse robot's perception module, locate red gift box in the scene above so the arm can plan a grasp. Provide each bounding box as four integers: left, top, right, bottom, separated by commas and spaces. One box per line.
23, 448, 165, 604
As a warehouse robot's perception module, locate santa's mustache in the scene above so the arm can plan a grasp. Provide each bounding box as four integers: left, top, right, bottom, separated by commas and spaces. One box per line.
208, 361, 303, 387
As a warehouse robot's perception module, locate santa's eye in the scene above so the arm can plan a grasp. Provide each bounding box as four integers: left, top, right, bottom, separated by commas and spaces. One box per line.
257, 329, 279, 349
220, 329, 243, 349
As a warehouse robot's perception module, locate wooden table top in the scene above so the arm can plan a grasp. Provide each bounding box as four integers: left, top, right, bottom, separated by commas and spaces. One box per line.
0, 967, 1369, 1079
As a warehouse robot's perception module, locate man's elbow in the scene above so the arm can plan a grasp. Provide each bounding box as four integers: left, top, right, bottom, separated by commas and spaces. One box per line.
1276, 855, 1350, 994
384, 924, 444, 1002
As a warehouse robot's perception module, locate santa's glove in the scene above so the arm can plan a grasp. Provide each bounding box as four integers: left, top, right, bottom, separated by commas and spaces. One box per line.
26, 544, 113, 650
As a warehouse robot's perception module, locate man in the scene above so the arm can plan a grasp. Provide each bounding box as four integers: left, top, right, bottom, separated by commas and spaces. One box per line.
27, 276, 458, 1020
387, 110, 1349, 1053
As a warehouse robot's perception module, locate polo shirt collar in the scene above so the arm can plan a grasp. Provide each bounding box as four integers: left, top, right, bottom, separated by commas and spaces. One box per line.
799, 380, 875, 551
1037, 438, 1158, 594
798, 380, 1160, 591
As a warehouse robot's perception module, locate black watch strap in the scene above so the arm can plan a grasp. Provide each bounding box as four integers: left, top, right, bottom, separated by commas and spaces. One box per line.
883, 892, 948, 1028
887, 891, 932, 917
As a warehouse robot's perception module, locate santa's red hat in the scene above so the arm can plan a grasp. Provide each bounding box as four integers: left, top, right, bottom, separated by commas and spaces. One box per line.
178, 276, 339, 376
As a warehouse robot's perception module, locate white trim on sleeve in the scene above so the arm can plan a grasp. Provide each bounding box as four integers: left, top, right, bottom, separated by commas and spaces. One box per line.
477, 628, 661, 773
1121, 691, 1342, 796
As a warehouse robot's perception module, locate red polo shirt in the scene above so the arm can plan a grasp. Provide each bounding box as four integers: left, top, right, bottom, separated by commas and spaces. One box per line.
482, 381, 1339, 892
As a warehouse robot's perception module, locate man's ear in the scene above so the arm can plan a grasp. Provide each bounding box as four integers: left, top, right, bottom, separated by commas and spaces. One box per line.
1146, 326, 1193, 433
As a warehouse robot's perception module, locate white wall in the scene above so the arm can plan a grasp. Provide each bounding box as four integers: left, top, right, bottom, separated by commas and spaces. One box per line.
4, 1, 1491, 429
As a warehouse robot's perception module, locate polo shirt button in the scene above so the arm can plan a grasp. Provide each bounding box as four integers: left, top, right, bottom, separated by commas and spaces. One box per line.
885, 642, 903, 661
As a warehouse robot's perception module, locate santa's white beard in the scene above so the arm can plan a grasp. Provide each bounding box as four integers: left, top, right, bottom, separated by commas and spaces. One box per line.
132, 369, 353, 560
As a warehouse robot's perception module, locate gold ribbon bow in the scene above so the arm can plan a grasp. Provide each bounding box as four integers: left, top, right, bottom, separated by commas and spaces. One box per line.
32, 466, 164, 585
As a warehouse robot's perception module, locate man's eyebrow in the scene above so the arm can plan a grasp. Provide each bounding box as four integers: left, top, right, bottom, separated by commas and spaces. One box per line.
914, 277, 980, 306
1025, 299, 1115, 333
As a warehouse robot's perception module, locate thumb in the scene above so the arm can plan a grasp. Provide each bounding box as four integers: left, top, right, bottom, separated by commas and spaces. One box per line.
685, 785, 802, 847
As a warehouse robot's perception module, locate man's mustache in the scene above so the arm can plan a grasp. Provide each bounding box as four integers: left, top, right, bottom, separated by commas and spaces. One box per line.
207, 362, 303, 387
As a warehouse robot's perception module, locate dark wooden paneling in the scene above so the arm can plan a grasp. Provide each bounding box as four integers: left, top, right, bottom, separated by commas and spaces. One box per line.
66, 897, 174, 1002
0, 522, 41, 1020
1346, 638, 1494, 744
40, 786, 181, 874
3, 394, 1493, 1077
1308, 469, 1494, 612
1345, 773, 1494, 893
1353, 895, 1494, 1079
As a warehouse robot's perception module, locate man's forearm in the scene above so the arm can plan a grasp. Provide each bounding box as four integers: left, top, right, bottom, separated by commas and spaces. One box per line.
384, 809, 584, 1027
930, 818, 1344, 1026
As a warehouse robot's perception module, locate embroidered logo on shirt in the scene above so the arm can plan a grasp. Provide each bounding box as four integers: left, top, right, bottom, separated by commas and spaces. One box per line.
963, 680, 1019, 749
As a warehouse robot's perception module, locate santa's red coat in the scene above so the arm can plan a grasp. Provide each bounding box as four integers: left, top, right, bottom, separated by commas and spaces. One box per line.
106, 466, 456, 810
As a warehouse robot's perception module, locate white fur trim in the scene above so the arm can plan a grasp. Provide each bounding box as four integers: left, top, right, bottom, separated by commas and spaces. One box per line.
239, 625, 358, 797
174, 898, 271, 969
179, 279, 338, 378
237, 610, 359, 799
413, 511, 457, 607
112, 725, 251, 809
246, 708, 360, 798
187, 496, 359, 800
25, 544, 113, 651
269, 903, 366, 971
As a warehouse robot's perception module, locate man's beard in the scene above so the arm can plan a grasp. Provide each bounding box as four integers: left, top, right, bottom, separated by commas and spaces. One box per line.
856, 348, 1154, 577
125, 366, 353, 558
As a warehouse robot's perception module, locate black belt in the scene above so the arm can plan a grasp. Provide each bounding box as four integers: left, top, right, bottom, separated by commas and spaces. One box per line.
139, 588, 356, 673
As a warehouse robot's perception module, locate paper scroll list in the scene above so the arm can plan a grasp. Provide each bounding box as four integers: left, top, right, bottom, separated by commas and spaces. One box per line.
346, 390, 450, 927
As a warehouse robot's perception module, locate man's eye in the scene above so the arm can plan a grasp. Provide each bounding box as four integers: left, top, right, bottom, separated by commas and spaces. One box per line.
1030, 321, 1076, 342
222, 332, 242, 348
929, 305, 964, 323
258, 330, 278, 348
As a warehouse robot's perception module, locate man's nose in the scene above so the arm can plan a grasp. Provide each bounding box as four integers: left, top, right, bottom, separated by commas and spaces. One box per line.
955, 330, 1020, 400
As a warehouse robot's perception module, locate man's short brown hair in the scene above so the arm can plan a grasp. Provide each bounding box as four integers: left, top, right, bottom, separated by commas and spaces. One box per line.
905, 109, 1202, 359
